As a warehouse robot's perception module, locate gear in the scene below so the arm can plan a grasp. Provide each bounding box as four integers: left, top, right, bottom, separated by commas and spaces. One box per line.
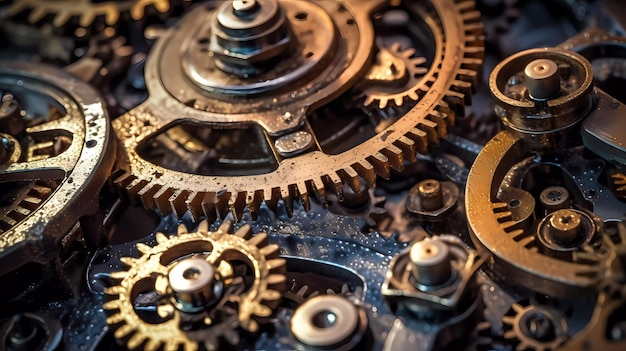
0, 62, 114, 276
361, 42, 429, 109
501, 300, 569, 351
8, 0, 171, 28
113, 0, 484, 223
103, 220, 287, 351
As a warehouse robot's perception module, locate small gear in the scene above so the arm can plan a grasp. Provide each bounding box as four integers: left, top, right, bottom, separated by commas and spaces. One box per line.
501, 300, 569, 351
361, 42, 429, 109
103, 221, 287, 351
9, 0, 171, 28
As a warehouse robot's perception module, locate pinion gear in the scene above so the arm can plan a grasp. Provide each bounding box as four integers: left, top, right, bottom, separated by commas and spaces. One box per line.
103, 221, 287, 351
9, 0, 171, 28
113, 0, 483, 223
362, 42, 430, 109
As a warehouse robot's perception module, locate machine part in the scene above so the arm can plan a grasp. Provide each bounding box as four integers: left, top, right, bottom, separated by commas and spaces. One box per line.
290, 294, 368, 350
539, 186, 570, 213
8, 0, 172, 28
557, 30, 626, 171
103, 221, 287, 350
0, 62, 114, 277
405, 179, 459, 222
489, 47, 594, 148
0, 313, 63, 351
465, 130, 613, 298
502, 300, 569, 351
361, 42, 430, 109
382, 235, 486, 320
113, 0, 484, 222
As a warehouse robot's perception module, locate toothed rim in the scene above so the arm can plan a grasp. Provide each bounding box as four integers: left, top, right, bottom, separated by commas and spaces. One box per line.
8, 0, 171, 28
113, 0, 484, 223
103, 221, 286, 351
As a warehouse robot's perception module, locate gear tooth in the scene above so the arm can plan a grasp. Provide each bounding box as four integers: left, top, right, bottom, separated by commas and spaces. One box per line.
247, 232, 268, 248
201, 192, 218, 224
79, 11, 96, 27
450, 80, 473, 105
246, 190, 264, 219
120, 256, 139, 267
169, 190, 191, 218
177, 223, 188, 235
165, 341, 181, 351
223, 329, 240, 346
185, 192, 205, 222
267, 273, 287, 287
267, 258, 286, 273
215, 192, 232, 219
102, 300, 121, 310
53, 11, 71, 27
229, 192, 247, 222
280, 187, 295, 217
443, 89, 466, 117
353, 161, 376, 187
156, 232, 169, 244
153, 187, 175, 215
127, 333, 146, 350
263, 188, 281, 212
126, 178, 149, 205
129, 3, 146, 20
253, 303, 274, 318
456, 68, 479, 89
378, 98, 389, 109
8, 3, 27, 16
218, 220, 233, 234
145, 339, 161, 351
338, 167, 361, 195
136, 242, 151, 254
394, 136, 418, 161
104, 286, 125, 296
114, 323, 135, 339
138, 183, 161, 210
309, 178, 327, 206
418, 119, 439, 143
367, 153, 391, 179
28, 7, 48, 23
153, 0, 171, 13
324, 173, 344, 202
296, 182, 311, 212
109, 270, 128, 280
106, 313, 124, 325
428, 111, 450, 136
260, 243, 280, 258
235, 224, 252, 239
380, 145, 404, 171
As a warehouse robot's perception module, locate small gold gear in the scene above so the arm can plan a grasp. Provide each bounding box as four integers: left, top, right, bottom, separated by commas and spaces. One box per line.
103, 221, 286, 351
362, 42, 430, 109
9, 0, 171, 28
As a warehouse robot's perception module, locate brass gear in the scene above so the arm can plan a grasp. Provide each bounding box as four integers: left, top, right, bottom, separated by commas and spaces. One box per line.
8, 0, 171, 28
362, 42, 430, 109
113, 0, 483, 222
501, 301, 569, 351
103, 221, 287, 351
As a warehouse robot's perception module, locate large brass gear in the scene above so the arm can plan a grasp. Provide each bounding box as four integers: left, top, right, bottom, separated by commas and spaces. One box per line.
8, 0, 171, 28
0, 61, 114, 276
113, 0, 483, 222
103, 221, 287, 351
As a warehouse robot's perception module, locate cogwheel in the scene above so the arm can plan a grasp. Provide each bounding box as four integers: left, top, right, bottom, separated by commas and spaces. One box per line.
501, 300, 569, 351
103, 221, 287, 351
610, 172, 626, 199
361, 42, 429, 109
9, 0, 171, 28
113, 0, 483, 223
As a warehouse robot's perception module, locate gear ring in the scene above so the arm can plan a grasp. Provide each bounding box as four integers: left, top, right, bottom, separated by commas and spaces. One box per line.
8, 0, 171, 28
0, 62, 114, 276
103, 221, 287, 351
113, 0, 483, 222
